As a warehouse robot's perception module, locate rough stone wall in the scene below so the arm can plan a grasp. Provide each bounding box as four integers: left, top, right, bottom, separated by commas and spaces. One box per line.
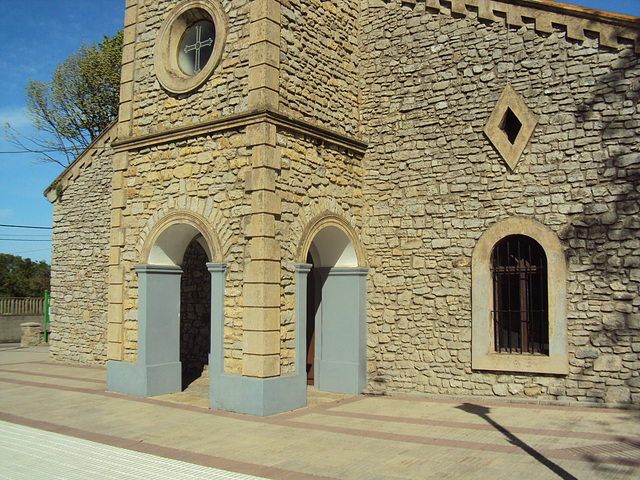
47, 0, 640, 408
130, 0, 250, 137
119, 129, 250, 373
279, 0, 360, 135
360, 3, 640, 404
277, 130, 365, 373
49, 143, 113, 364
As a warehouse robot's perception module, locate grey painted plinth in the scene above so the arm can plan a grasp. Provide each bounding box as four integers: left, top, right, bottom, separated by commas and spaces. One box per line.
107, 264, 183, 397
106, 360, 181, 397
208, 262, 307, 416
312, 267, 368, 395
209, 370, 307, 416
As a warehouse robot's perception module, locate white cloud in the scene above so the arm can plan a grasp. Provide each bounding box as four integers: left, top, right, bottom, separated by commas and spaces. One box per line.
0, 209, 13, 219
1, 108, 32, 130
0, 107, 30, 130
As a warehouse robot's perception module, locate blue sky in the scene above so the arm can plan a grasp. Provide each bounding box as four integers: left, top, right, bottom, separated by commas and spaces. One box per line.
0, 1, 639, 264
564, 0, 640, 16
0, 1, 124, 263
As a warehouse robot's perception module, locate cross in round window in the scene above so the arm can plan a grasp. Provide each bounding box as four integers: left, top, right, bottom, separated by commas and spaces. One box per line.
178, 20, 215, 76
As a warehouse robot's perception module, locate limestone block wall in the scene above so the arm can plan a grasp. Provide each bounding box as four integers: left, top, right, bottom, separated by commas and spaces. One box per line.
47, 130, 115, 365
360, 2, 640, 403
279, 0, 360, 135
277, 130, 365, 373
118, 129, 250, 372
127, 0, 250, 137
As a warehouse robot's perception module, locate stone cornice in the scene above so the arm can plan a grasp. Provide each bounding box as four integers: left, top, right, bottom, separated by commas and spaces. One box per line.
379, 0, 640, 52
112, 109, 368, 156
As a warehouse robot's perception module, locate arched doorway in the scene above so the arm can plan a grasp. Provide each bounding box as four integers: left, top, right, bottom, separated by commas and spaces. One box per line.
146, 223, 215, 394
300, 220, 368, 395
107, 212, 223, 398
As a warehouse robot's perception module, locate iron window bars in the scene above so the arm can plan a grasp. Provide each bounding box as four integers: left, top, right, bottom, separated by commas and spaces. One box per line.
491, 235, 549, 355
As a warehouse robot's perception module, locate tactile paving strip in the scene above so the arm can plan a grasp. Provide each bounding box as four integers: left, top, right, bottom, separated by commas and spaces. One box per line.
0, 421, 268, 480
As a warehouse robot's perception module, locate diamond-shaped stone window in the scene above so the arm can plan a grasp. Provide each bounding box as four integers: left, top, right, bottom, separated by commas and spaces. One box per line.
484, 85, 537, 170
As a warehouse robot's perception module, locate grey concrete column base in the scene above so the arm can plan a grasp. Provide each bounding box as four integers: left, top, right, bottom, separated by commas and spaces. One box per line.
316, 360, 364, 394
106, 360, 182, 397
312, 267, 368, 395
209, 368, 306, 416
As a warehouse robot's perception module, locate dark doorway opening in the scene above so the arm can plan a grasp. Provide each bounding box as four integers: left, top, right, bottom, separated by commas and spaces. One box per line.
306, 253, 317, 385
180, 239, 211, 390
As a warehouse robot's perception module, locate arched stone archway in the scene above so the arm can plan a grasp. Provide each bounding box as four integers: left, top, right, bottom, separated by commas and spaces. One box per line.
141, 210, 223, 266
107, 211, 225, 398
295, 214, 368, 395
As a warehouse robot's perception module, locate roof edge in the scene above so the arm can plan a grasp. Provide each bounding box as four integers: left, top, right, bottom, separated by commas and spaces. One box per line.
518, 0, 639, 27
43, 120, 118, 202
389, 0, 639, 52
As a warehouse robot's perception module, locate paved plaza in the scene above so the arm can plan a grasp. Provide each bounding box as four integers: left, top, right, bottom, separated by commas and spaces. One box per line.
0, 345, 639, 479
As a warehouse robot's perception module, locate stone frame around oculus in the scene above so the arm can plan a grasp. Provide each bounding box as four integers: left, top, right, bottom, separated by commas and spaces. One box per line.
484, 85, 538, 171
154, 0, 228, 94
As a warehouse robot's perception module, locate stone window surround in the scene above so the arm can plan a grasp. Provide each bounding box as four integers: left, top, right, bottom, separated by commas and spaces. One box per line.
472, 217, 568, 375
154, 0, 227, 94
484, 85, 537, 171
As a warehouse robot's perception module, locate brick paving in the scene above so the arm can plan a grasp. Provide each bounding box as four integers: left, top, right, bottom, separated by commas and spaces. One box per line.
1, 345, 639, 479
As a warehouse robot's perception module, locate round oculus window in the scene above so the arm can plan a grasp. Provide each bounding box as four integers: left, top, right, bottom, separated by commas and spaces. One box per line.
154, 0, 227, 94
178, 20, 216, 76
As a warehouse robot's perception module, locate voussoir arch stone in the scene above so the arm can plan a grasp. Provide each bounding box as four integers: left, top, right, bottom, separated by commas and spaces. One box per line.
296, 212, 367, 268
141, 209, 224, 266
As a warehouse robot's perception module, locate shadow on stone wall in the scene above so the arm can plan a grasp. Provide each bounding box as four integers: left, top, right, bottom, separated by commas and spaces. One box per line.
559, 48, 639, 403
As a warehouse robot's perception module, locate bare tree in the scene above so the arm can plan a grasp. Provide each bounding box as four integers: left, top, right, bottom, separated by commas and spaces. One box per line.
4, 31, 122, 167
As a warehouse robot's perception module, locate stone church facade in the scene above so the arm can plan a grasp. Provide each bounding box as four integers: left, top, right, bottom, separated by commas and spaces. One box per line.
45, 0, 640, 415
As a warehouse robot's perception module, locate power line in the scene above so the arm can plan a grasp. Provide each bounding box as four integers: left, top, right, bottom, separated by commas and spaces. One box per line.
11, 247, 51, 255
0, 238, 51, 242
0, 223, 52, 230
0, 234, 51, 238
0, 150, 60, 154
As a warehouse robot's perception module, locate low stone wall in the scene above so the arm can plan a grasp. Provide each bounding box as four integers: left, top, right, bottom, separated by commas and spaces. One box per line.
0, 315, 45, 343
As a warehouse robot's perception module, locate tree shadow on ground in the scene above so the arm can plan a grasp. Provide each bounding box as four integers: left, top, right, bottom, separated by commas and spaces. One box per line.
455, 403, 579, 480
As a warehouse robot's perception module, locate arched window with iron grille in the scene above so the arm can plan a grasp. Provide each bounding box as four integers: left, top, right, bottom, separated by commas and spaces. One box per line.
491, 235, 549, 355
